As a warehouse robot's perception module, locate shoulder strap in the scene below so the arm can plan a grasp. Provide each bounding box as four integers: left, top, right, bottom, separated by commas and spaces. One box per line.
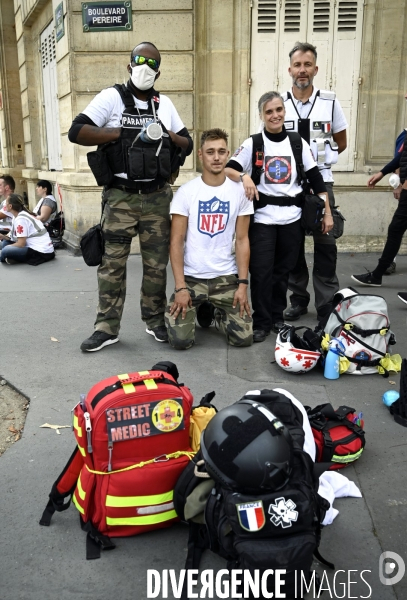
113, 83, 134, 109
287, 131, 306, 185
250, 133, 264, 186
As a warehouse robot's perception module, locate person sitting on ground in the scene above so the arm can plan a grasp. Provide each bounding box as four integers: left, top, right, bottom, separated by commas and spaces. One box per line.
33, 180, 57, 225
0, 195, 55, 265
164, 128, 253, 349
0, 174, 16, 235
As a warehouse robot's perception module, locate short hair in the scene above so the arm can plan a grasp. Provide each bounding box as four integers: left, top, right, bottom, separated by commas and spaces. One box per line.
0, 174, 15, 191
289, 42, 317, 61
258, 91, 284, 115
200, 128, 229, 148
131, 42, 161, 63
37, 179, 52, 195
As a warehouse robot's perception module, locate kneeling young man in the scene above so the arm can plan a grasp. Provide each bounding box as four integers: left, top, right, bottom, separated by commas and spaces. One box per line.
165, 128, 253, 349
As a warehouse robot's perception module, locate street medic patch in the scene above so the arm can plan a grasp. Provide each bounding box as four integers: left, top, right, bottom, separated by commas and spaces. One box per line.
106, 398, 184, 442
236, 501, 266, 532
198, 197, 230, 238
264, 156, 292, 184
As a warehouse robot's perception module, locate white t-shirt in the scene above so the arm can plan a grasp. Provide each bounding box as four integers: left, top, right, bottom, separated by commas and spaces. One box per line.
33, 195, 57, 225
11, 211, 54, 253
231, 133, 316, 225
0, 199, 13, 231
170, 176, 253, 279
82, 87, 185, 179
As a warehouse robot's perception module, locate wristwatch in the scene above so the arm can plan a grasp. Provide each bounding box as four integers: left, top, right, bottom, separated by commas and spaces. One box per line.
239, 172, 247, 182
236, 278, 249, 285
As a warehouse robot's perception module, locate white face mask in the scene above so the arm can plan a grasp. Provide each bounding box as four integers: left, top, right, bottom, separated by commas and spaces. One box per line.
131, 64, 157, 91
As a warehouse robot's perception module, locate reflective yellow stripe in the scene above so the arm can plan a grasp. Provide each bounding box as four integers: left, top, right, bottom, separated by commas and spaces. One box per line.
118, 373, 135, 394
106, 510, 177, 526
332, 448, 363, 463
77, 473, 86, 501
106, 490, 173, 508
78, 444, 86, 457
138, 371, 158, 390
73, 414, 82, 437
72, 493, 84, 514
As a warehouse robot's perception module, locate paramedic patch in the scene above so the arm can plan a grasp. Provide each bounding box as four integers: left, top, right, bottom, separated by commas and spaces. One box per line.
265, 156, 292, 184
198, 197, 229, 237
106, 398, 184, 442
313, 121, 331, 133
122, 112, 155, 129
237, 501, 265, 532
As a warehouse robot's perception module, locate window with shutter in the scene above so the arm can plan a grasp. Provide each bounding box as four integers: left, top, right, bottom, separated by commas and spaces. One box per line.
40, 22, 62, 171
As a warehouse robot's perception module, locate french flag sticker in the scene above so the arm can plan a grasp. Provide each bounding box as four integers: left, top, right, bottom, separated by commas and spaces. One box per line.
237, 501, 265, 532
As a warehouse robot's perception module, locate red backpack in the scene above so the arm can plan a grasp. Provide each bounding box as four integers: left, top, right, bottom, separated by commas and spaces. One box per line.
40, 362, 194, 558
306, 404, 365, 470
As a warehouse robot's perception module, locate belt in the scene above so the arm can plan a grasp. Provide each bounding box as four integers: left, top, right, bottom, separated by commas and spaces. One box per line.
108, 176, 166, 195
256, 192, 304, 210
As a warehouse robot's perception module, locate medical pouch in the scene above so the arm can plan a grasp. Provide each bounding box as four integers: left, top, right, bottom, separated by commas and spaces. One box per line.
332, 206, 346, 239
80, 223, 104, 267
157, 145, 171, 180
301, 192, 325, 233
306, 403, 365, 470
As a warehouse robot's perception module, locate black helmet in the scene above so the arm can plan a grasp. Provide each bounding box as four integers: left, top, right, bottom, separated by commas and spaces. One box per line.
200, 399, 293, 492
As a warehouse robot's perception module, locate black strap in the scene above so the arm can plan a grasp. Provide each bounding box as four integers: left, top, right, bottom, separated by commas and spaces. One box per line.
103, 233, 132, 245
256, 191, 303, 209
340, 327, 386, 359
113, 84, 160, 114
250, 132, 264, 185
333, 309, 390, 338
287, 131, 306, 185
314, 548, 335, 570
199, 391, 217, 410
80, 517, 116, 560
181, 522, 209, 599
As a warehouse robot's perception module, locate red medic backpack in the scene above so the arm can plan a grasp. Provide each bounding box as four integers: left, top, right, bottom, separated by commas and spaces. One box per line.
306, 403, 365, 470
39, 361, 195, 559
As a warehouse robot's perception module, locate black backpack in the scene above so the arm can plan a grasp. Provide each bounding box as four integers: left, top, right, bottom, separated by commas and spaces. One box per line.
174, 390, 333, 600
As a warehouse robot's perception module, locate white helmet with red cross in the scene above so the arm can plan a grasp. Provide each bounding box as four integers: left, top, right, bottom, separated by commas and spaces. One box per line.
275, 325, 321, 374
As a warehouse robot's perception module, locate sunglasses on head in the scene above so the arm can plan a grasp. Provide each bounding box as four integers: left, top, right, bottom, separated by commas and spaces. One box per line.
131, 55, 160, 70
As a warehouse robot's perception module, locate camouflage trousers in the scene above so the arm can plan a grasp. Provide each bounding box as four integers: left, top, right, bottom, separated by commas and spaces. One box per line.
95, 184, 172, 335
165, 275, 253, 350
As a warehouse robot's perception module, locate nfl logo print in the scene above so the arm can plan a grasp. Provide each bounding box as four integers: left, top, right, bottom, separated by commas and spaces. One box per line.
198, 197, 229, 238
236, 501, 265, 532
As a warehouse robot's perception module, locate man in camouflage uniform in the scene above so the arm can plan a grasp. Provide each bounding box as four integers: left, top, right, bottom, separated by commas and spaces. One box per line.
68, 42, 192, 351
165, 128, 253, 349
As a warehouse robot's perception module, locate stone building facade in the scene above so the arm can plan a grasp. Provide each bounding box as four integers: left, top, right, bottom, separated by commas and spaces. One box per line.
0, 0, 405, 253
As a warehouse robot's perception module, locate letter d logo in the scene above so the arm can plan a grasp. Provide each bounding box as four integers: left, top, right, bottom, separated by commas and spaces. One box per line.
379, 551, 405, 585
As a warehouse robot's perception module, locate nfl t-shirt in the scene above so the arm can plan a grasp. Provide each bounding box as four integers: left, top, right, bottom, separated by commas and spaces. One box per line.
231, 133, 316, 225
170, 176, 253, 279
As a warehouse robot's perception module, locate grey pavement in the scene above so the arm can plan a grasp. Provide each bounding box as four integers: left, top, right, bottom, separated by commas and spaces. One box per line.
0, 250, 406, 600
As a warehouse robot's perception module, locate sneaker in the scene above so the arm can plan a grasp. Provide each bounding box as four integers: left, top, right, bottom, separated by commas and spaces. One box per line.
196, 301, 215, 328
5, 258, 18, 265
80, 331, 119, 352
351, 271, 382, 287
398, 292, 407, 305
384, 261, 396, 275
146, 325, 169, 343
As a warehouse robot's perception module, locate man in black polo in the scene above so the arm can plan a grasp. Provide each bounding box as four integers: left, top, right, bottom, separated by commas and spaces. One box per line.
69, 42, 193, 352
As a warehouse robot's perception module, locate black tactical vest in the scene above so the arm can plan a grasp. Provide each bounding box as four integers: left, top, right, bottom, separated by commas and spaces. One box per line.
104, 84, 171, 184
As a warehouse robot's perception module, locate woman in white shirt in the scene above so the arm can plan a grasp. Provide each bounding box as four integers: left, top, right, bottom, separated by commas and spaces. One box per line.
225, 91, 332, 343
0, 195, 55, 265
33, 179, 57, 225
